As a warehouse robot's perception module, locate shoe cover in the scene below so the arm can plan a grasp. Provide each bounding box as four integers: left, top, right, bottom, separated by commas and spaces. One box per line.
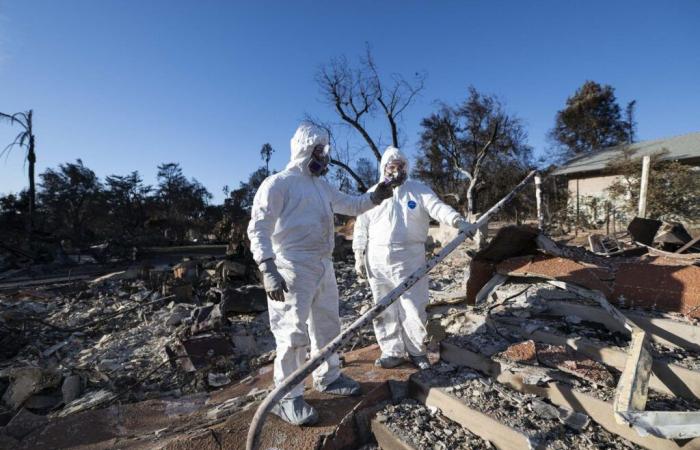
317, 373, 361, 396
271, 396, 318, 426
374, 355, 406, 369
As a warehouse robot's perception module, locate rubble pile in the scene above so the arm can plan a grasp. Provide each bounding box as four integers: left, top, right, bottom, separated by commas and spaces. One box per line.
438, 278, 700, 408
375, 398, 489, 450
445, 375, 631, 449
413, 226, 700, 449
0, 246, 382, 442
411, 364, 643, 449
1, 221, 699, 449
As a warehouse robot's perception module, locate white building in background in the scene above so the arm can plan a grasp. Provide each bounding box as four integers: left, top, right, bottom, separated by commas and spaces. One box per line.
552, 132, 700, 226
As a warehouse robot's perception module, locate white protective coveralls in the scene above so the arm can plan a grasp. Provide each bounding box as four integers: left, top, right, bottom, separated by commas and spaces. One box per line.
353, 147, 462, 358
247, 123, 376, 399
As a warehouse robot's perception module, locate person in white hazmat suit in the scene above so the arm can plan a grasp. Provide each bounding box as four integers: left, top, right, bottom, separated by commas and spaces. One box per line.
353, 146, 471, 370
247, 123, 394, 426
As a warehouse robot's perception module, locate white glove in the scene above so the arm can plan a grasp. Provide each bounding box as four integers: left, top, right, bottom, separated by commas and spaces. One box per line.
259, 259, 288, 301
354, 250, 366, 280
452, 216, 472, 232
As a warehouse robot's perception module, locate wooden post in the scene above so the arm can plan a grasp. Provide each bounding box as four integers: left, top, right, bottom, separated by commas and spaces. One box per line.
535, 174, 544, 230
638, 155, 651, 218
575, 178, 580, 236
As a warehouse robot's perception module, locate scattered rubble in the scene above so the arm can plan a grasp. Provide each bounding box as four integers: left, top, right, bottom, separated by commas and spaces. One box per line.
2, 221, 699, 449
436, 369, 632, 449
0, 241, 384, 445
374, 398, 490, 449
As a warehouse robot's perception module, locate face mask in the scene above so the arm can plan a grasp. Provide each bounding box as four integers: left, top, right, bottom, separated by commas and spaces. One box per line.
383, 161, 407, 187
308, 144, 330, 176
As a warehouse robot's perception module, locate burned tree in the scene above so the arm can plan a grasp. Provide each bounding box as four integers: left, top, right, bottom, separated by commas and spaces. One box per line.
415, 87, 532, 246
103, 171, 153, 242
0, 110, 37, 233
155, 163, 212, 242
39, 159, 103, 245
315, 46, 425, 191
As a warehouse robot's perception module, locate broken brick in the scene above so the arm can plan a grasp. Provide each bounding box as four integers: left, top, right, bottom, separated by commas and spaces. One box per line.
1, 367, 61, 410
501, 340, 538, 365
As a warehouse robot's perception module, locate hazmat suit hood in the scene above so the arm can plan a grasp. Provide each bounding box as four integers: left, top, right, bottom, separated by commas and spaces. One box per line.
379, 146, 410, 180
286, 122, 330, 173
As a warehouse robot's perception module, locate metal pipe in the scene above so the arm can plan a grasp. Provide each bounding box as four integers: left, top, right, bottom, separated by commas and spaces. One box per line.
246, 170, 538, 450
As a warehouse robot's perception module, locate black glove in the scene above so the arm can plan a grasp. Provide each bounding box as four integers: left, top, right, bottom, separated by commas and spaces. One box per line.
370, 181, 393, 205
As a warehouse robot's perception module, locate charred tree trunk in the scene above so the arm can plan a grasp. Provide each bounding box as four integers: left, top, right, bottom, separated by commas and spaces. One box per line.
27, 133, 36, 235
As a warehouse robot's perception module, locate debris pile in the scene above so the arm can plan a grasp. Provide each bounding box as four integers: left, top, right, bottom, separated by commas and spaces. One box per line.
415, 226, 700, 449
0, 236, 384, 446
374, 398, 489, 449
411, 364, 640, 449
587, 217, 700, 259
2, 222, 699, 449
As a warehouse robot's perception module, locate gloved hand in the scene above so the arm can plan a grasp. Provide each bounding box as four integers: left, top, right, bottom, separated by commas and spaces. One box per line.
354, 250, 366, 280
259, 259, 288, 301
370, 181, 393, 205
452, 216, 472, 232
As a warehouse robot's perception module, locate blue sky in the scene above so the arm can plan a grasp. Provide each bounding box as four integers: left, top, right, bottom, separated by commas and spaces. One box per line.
1, 0, 699, 202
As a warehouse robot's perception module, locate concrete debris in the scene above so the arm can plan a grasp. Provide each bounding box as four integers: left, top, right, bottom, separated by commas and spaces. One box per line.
0, 247, 384, 442
534, 342, 616, 387
60, 374, 83, 404
0, 249, 295, 441
206, 387, 271, 420
374, 399, 490, 449
53, 389, 116, 418
529, 398, 590, 431
1, 367, 61, 410
655, 222, 695, 250
207, 372, 231, 388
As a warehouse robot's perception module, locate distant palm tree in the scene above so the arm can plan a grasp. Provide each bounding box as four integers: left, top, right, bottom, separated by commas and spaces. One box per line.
1, 110, 37, 232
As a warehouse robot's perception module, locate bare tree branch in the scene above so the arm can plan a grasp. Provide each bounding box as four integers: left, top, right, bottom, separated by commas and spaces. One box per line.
364, 45, 425, 148
329, 158, 368, 192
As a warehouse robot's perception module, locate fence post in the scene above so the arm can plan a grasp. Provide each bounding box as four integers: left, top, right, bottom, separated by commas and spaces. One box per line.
535, 174, 544, 230
638, 155, 651, 218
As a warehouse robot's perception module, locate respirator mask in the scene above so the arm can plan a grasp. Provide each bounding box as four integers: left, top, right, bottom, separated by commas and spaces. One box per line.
308, 144, 330, 176
383, 159, 407, 187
